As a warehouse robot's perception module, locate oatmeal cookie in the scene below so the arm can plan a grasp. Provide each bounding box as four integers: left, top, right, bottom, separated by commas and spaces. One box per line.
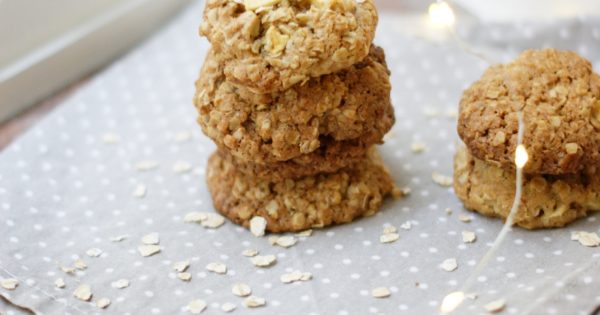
195, 45, 394, 164
454, 146, 600, 229
200, 0, 378, 93
207, 148, 395, 232
458, 49, 600, 175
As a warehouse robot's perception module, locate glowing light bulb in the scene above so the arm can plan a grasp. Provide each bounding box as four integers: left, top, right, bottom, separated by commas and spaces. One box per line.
440, 291, 465, 313
428, 1, 455, 27
515, 144, 529, 169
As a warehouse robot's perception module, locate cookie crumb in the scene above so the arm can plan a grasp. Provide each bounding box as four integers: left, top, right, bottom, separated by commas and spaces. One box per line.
371, 287, 391, 298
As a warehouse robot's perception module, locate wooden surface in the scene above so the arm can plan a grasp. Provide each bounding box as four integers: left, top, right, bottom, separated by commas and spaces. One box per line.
0, 1, 405, 152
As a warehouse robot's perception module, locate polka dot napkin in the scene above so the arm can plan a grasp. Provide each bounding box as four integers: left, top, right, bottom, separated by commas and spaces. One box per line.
1, 3, 600, 315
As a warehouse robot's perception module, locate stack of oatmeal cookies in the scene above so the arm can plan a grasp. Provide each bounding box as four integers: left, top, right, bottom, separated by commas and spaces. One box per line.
454, 49, 600, 229
194, 0, 398, 232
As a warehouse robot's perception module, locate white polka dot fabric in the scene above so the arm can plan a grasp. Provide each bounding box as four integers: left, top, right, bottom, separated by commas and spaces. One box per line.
1, 4, 600, 315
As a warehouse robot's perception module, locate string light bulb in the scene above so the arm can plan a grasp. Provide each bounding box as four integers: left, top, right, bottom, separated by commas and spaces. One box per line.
515, 144, 529, 169
428, 1, 455, 27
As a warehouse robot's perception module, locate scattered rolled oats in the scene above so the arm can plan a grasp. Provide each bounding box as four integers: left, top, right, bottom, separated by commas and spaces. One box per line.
280, 271, 312, 284
232, 283, 252, 297
250, 216, 267, 237
458, 214, 472, 223
432, 172, 453, 187
86, 248, 103, 257
96, 297, 111, 309
110, 235, 128, 242
380, 233, 400, 244
201, 213, 225, 228
102, 133, 120, 144
267, 236, 279, 245
383, 225, 398, 234
111, 279, 130, 289
178, 272, 192, 282
55, 278, 66, 289
295, 229, 313, 237
244, 0, 280, 10
243, 296, 266, 308
250, 255, 277, 267
61, 266, 76, 274
400, 221, 412, 230
135, 160, 158, 171
173, 260, 190, 273
132, 184, 147, 198
410, 142, 426, 153
221, 302, 236, 312
73, 284, 92, 301
142, 232, 160, 245
206, 262, 227, 274
371, 287, 391, 298
274, 236, 297, 248
462, 231, 477, 243
242, 249, 259, 257
571, 231, 600, 247
0, 278, 18, 290
188, 299, 207, 314
484, 298, 506, 313
74, 259, 87, 270
173, 161, 192, 174
174, 131, 192, 143
440, 258, 458, 272
184, 212, 208, 223
138, 245, 161, 257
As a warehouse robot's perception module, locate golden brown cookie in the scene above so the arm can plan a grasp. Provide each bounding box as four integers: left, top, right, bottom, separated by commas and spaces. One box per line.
195, 45, 394, 165
453, 146, 600, 229
207, 148, 395, 233
458, 49, 600, 175
200, 0, 378, 93
216, 143, 364, 181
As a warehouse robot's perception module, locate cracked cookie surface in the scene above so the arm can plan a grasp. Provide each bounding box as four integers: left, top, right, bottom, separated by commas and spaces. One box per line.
195, 45, 393, 166
458, 49, 600, 175
207, 148, 394, 232
200, 0, 378, 93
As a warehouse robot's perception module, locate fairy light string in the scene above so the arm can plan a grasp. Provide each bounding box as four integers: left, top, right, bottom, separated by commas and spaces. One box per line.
427, 1, 532, 313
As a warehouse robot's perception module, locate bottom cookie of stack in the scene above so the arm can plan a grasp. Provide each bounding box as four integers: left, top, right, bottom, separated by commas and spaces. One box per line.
453, 146, 600, 229
207, 148, 394, 233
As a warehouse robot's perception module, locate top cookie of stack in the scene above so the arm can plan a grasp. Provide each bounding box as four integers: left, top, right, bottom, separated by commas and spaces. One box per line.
200, 0, 378, 93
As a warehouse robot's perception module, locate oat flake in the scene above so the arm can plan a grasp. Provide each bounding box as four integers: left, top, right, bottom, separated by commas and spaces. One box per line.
371, 287, 391, 298
232, 283, 252, 297
243, 296, 266, 308
73, 284, 92, 301
250, 216, 267, 237
138, 245, 161, 257
0, 278, 18, 290
250, 255, 276, 267
206, 262, 227, 274
188, 299, 207, 314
